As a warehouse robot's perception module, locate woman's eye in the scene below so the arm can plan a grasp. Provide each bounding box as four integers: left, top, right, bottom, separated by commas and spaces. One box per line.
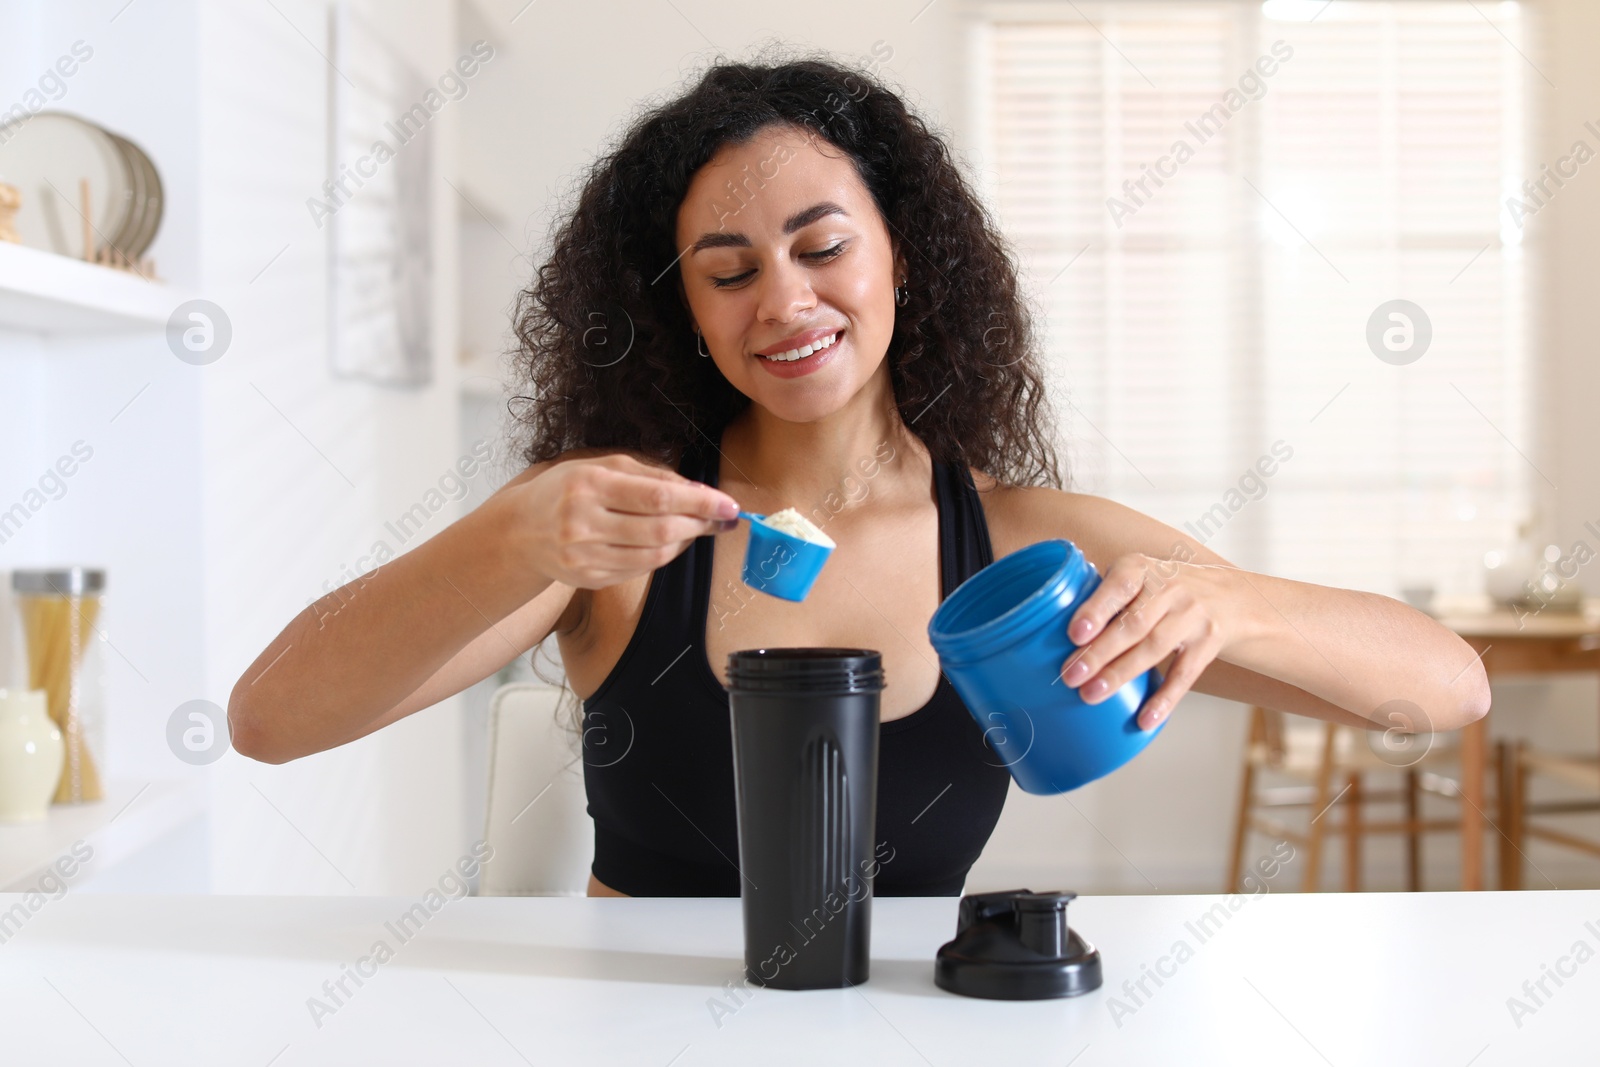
710, 271, 754, 289
806, 241, 848, 262
709, 242, 848, 289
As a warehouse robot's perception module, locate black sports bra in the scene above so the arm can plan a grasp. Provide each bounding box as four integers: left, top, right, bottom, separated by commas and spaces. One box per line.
578, 432, 1012, 895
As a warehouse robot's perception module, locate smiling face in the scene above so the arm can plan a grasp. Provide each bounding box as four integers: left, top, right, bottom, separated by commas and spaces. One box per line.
675, 123, 905, 423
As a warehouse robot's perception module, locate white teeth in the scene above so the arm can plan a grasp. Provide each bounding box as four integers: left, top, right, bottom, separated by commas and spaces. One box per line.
763, 331, 838, 362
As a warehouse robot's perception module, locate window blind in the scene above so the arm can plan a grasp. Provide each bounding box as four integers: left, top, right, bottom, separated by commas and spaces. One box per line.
969, 0, 1531, 598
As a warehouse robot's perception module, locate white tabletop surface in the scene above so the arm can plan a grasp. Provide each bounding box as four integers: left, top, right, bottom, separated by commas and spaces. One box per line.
0, 890, 1595, 1065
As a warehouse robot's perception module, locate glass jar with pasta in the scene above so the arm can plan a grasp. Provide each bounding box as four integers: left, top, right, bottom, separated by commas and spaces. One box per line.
11, 567, 107, 803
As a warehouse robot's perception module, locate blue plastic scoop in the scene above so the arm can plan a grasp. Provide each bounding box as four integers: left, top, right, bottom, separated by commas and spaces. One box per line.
737, 511, 833, 602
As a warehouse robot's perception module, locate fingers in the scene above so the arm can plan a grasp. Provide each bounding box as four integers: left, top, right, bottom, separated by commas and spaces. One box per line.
535, 455, 739, 589
1083, 612, 1223, 731
581, 538, 696, 576
593, 542, 676, 567
600, 466, 740, 522
594, 509, 737, 547
1061, 583, 1161, 687
1067, 555, 1148, 645
1079, 612, 1193, 706
1057, 557, 1224, 730
1137, 644, 1211, 730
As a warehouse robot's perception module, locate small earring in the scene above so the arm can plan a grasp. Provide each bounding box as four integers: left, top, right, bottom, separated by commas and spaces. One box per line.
894, 277, 909, 307
696, 329, 711, 357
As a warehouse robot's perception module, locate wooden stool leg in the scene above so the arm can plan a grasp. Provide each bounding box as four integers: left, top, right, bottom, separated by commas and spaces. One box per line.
1459, 713, 1488, 890
1344, 772, 1362, 892
1405, 768, 1421, 892
1495, 741, 1515, 891
1505, 739, 1526, 891
1303, 723, 1337, 892
1227, 707, 1265, 892
1228, 756, 1258, 894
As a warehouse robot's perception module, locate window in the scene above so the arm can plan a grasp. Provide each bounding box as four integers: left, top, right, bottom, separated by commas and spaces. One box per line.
970, 0, 1531, 597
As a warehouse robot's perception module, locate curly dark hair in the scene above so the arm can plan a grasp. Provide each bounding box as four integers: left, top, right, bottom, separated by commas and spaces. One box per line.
509, 49, 1064, 491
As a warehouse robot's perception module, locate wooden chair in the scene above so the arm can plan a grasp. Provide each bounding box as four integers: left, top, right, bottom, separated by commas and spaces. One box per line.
1228, 706, 1466, 892
1496, 741, 1600, 890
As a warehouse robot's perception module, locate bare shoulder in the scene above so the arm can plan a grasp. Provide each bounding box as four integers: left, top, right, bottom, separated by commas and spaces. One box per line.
967, 467, 1235, 570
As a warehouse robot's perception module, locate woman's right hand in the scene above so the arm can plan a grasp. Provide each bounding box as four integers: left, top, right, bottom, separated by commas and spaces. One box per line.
510, 452, 742, 590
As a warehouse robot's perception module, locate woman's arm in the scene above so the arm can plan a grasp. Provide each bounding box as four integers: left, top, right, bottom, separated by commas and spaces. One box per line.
985, 485, 1491, 734
227, 463, 567, 764
229, 452, 743, 764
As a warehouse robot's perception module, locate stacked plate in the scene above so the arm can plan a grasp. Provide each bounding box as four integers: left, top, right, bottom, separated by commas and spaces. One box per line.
0, 111, 164, 261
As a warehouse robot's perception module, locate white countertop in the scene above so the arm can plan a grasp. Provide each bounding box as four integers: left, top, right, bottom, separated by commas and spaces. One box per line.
0, 778, 204, 892
0, 890, 1594, 1065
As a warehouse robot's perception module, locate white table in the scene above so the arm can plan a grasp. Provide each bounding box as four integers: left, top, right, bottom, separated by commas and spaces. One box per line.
0, 891, 1594, 1065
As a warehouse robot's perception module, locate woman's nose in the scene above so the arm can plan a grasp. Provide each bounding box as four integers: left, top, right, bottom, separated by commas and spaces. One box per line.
754, 257, 816, 323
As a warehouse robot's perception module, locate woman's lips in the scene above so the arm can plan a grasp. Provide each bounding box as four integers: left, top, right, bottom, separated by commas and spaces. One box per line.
754, 328, 843, 379
755, 325, 844, 358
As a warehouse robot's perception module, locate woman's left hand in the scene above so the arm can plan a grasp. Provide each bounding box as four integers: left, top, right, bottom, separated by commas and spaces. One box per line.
1058, 553, 1234, 731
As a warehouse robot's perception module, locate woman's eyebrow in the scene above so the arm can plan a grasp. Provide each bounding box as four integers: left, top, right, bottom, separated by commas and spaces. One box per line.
689, 201, 849, 255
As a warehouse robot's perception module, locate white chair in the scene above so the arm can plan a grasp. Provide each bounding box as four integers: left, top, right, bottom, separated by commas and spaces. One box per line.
478, 682, 593, 896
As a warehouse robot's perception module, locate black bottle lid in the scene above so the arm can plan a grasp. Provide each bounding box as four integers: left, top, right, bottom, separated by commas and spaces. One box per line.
934, 888, 1103, 1000
725, 648, 884, 694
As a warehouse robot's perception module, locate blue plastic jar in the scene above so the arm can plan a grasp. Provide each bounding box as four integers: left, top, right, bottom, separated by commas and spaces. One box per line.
927, 539, 1165, 794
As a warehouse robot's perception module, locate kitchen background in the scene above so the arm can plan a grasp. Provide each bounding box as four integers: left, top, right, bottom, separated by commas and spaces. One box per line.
1, 0, 1598, 897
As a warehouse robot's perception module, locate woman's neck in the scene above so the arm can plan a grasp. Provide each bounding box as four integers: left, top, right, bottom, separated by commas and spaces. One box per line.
718, 377, 927, 511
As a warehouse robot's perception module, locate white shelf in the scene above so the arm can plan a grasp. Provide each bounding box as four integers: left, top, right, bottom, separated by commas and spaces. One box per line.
0, 777, 204, 892
0, 241, 184, 335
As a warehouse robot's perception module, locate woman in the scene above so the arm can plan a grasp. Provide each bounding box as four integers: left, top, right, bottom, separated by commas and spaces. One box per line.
229, 57, 1490, 897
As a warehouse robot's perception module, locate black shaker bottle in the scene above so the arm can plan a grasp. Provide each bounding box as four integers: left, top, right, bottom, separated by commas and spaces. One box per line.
726, 648, 884, 990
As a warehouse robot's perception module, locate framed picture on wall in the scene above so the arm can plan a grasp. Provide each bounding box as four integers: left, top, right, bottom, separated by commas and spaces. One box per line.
325, 2, 433, 388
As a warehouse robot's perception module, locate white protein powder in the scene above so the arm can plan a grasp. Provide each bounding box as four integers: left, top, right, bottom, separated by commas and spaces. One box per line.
761, 507, 836, 548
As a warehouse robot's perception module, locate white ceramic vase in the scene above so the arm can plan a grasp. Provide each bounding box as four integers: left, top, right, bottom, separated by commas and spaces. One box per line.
1484, 542, 1540, 606
0, 688, 65, 822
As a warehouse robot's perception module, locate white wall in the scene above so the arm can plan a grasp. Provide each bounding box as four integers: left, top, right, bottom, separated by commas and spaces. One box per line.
193, 0, 469, 893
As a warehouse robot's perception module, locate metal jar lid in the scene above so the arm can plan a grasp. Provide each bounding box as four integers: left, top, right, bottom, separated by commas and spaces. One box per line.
11, 567, 106, 596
